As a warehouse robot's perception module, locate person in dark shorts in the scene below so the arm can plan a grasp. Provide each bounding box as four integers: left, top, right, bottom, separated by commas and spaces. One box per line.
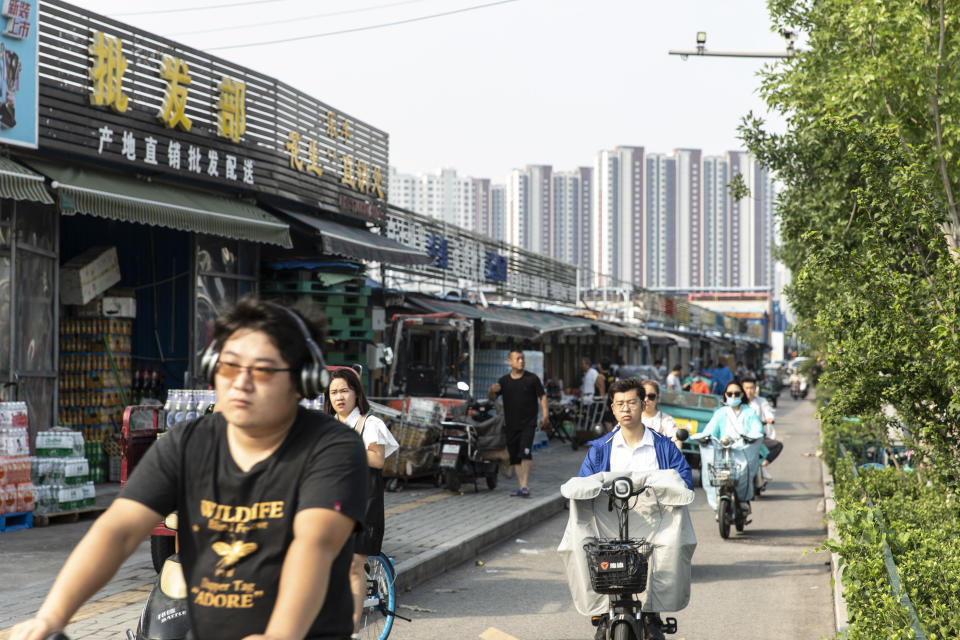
487, 348, 549, 497
10, 298, 368, 640
323, 367, 398, 637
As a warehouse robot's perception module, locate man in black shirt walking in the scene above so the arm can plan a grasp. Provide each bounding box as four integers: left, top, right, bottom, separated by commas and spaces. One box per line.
488, 348, 549, 497
12, 299, 367, 640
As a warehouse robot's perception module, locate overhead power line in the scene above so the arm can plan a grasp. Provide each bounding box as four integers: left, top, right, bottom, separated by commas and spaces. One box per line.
170, 0, 433, 37
207, 0, 519, 50
117, 0, 289, 17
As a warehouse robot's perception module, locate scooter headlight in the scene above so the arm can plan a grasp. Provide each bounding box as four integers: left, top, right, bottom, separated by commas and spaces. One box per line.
612, 477, 633, 499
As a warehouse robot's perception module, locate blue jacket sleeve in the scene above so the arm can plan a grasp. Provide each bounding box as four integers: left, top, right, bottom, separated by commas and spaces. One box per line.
666, 442, 694, 490
578, 448, 599, 477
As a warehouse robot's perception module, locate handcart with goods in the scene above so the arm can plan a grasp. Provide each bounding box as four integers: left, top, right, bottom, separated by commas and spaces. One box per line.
371, 398, 446, 492
570, 399, 608, 450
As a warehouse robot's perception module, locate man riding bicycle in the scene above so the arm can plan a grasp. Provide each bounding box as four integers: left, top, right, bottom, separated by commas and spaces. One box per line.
11, 298, 368, 640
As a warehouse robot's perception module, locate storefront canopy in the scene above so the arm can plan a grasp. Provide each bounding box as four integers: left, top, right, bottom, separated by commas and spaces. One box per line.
0, 157, 54, 205
592, 320, 643, 340
282, 210, 431, 266
27, 160, 292, 248
410, 296, 594, 339
641, 328, 691, 349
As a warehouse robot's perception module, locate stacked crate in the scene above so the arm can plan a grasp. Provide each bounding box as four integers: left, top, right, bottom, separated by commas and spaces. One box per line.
263, 279, 374, 342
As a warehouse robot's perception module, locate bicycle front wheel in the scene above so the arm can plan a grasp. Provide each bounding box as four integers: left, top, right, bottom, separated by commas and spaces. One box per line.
358, 552, 396, 640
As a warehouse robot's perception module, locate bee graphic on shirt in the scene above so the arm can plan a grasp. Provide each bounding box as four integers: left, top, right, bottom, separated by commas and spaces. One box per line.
212, 540, 258, 577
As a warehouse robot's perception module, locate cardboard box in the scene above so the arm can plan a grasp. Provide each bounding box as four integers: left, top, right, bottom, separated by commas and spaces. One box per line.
60, 247, 121, 305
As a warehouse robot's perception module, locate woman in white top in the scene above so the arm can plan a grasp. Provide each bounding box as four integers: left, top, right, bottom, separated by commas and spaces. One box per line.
639, 379, 681, 449
324, 367, 399, 638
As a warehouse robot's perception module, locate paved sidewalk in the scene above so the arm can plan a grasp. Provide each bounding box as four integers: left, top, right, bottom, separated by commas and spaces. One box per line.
0, 439, 585, 639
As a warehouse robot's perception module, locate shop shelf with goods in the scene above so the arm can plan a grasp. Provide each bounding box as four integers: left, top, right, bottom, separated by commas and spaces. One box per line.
58, 316, 133, 442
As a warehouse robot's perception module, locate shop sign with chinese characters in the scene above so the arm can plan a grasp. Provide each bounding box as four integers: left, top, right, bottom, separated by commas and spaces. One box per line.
0, 0, 38, 148
34, 2, 389, 223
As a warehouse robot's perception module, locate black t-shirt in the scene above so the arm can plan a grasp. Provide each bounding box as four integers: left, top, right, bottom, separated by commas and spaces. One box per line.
496, 370, 545, 430
121, 407, 367, 640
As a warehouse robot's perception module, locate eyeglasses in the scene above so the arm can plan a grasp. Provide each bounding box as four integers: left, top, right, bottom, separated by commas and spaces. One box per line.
645, 393, 658, 400
216, 360, 291, 383
725, 391, 743, 398
613, 399, 642, 410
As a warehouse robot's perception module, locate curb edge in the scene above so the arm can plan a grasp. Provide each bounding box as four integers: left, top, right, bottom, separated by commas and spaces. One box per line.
392, 494, 566, 592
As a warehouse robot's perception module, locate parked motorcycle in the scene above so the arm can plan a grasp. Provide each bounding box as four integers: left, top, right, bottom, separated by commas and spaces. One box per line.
688, 432, 764, 539
439, 394, 503, 492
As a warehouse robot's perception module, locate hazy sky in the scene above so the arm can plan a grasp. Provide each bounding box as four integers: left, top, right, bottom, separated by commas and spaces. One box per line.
75, 0, 793, 181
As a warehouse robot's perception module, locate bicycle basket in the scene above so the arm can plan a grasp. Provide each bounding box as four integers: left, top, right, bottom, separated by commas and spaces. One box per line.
582, 538, 652, 594
707, 462, 735, 486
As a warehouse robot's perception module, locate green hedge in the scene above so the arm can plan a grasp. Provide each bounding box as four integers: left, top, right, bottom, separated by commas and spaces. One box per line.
823, 414, 960, 639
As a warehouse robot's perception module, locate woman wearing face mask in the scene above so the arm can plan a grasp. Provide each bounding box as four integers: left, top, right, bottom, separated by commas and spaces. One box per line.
698, 380, 765, 443
324, 368, 399, 639
639, 379, 682, 450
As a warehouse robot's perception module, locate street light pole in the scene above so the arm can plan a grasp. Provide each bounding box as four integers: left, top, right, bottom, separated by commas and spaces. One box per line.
669, 30, 798, 60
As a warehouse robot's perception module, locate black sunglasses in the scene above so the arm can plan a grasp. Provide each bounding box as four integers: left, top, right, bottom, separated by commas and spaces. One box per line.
645, 393, 658, 400
725, 391, 743, 398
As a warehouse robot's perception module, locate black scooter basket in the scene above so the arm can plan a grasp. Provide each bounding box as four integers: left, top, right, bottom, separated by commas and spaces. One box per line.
583, 538, 652, 594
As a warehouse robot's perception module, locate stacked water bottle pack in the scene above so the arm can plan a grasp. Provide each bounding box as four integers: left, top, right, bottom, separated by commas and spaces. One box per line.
162, 390, 218, 430
0, 403, 35, 524
32, 428, 96, 515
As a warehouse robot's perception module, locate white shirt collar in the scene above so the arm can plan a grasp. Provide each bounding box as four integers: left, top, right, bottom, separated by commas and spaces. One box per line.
612, 424, 656, 450
341, 406, 363, 428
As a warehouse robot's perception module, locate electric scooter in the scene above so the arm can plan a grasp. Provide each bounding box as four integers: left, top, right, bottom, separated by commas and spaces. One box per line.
686, 431, 764, 539
439, 384, 503, 492
127, 512, 189, 640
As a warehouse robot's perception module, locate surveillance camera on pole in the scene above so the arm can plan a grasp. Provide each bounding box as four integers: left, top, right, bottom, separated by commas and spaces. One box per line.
669, 30, 799, 59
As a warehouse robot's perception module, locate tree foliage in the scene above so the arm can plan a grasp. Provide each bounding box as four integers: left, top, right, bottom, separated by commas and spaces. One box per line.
743, 2, 960, 635
743, 0, 960, 480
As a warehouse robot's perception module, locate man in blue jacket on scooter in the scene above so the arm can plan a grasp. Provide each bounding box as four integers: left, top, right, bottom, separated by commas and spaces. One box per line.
576, 377, 694, 640
578, 378, 694, 490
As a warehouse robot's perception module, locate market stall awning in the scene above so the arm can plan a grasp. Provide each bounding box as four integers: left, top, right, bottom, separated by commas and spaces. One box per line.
411, 296, 598, 339
592, 320, 643, 340
641, 328, 691, 349
411, 296, 539, 338
27, 160, 292, 248
0, 157, 54, 205
282, 210, 431, 266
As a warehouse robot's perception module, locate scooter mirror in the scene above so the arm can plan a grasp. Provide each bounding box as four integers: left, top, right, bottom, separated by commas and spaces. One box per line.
676, 428, 689, 441
457, 381, 470, 392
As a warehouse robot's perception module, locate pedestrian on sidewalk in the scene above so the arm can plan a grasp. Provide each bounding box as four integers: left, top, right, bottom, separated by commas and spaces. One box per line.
488, 348, 549, 497
580, 357, 599, 402
9, 298, 368, 640
665, 364, 683, 391
324, 366, 399, 639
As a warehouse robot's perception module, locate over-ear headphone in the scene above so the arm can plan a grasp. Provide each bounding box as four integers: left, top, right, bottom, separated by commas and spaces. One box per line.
199, 301, 329, 399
